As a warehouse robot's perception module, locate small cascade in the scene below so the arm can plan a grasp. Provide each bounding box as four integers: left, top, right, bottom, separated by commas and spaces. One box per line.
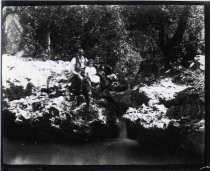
116, 118, 127, 139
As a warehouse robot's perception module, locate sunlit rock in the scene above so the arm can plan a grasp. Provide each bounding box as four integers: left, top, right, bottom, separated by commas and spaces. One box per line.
123, 77, 204, 154
2, 56, 112, 142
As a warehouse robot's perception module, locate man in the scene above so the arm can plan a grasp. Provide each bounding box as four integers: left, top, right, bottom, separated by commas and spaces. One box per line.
70, 49, 88, 91
70, 49, 88, 79
70, 49, 91, 107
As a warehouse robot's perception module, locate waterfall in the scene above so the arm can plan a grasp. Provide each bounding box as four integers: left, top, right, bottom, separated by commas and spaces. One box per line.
116, 118, 127, 139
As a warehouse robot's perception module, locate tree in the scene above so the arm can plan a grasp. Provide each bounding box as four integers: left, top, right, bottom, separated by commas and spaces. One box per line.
121, 5, 204, 70
2, 5, 204, 71
159, 6, 191, 69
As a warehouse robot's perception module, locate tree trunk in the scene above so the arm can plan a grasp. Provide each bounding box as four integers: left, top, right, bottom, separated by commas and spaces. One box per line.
48, 32, 51, 59
159, 6, 191, 69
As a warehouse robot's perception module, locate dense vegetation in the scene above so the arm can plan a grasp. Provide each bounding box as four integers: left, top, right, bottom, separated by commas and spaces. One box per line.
3, 5, 204, 70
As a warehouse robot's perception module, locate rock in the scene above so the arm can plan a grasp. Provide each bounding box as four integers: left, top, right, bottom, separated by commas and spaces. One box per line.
109, 89, 150, 109
3, 83, 26, 101
165, 88, 204, 120
25, 82, 35, 96
49, 106, 60, 116
2, 56, 114, 142
4, 88, 111, 142
32, 101, 42, 111
197, 55, 205, 71
110, 90, 132, 106
4, 13, 23, 55
18, 108, 31, 120
123, 78, 204, 154
195, 119, 205, 131
166, 106, 177, 118
3, 55, 205, 151
41, 88, 51, 94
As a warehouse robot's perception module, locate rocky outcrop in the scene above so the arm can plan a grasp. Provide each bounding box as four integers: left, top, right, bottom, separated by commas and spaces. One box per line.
2, 55, 119, 142
3, 93, 111, 142
123, 78, 205, 154
2, 54, 205, 153
3, 54, 148, 142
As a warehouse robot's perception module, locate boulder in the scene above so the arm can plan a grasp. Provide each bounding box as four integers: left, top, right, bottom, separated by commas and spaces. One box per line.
123, 78, 204, 155
109, 89, 150, 109
2, 56, 115, 142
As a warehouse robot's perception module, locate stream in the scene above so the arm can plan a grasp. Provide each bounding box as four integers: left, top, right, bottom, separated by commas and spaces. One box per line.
3, 119, 202, 165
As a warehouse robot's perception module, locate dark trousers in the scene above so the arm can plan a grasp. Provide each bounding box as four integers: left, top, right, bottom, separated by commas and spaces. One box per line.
71, 74, 92, 106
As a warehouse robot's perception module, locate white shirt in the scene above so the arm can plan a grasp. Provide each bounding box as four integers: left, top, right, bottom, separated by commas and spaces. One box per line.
85, 66, 100, 83
85, 66, 97, 76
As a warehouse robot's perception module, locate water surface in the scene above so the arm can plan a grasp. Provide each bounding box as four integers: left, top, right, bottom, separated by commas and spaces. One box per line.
3, 137, 202, 165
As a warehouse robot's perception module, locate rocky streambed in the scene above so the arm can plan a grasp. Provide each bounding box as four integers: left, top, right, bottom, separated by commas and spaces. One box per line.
2, 54, 205, 155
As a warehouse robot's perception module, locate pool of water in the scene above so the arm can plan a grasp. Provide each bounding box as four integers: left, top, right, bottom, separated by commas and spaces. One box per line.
3, 137, 202, 165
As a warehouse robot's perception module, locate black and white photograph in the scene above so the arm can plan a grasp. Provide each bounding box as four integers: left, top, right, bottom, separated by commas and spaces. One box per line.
2, 4, 205, 166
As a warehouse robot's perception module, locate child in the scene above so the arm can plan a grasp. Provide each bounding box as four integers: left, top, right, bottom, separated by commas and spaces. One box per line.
85, 59, 100, 86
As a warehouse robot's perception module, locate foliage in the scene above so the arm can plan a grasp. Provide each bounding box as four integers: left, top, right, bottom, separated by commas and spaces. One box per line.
2, 5, 204, 71
173, 68, 204, 101
166, 66, 205, 122
121, 5, 204, 68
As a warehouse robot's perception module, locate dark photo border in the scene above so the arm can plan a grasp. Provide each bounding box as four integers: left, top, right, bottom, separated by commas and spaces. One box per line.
1, 1, 209, 171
